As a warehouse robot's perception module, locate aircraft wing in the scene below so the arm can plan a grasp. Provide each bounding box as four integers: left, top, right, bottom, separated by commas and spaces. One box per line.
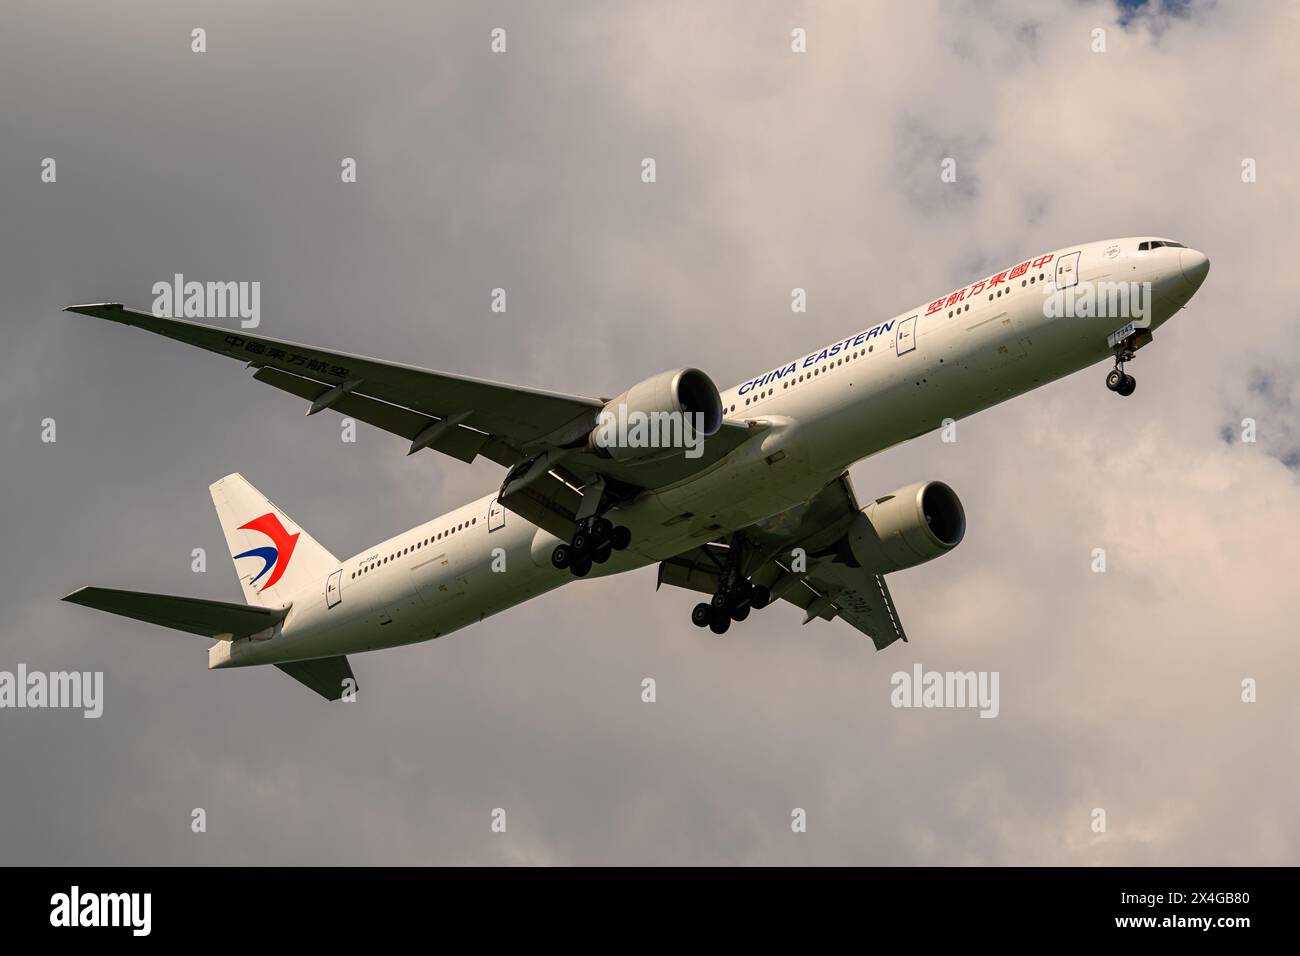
67, 304, 761, 538
656, 473, 908, 650
66, 303, 600, 468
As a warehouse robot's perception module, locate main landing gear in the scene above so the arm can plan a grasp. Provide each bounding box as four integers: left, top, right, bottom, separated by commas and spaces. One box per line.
550, 515, 632, 578
691, 580, 773, 635
1106, 346, 1137, 397
688, 536, 774, 635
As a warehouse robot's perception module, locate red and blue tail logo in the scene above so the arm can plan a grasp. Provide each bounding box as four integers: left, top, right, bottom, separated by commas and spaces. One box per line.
233, 513, 300, 592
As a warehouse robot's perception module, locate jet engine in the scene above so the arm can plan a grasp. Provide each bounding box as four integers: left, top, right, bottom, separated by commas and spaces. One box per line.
846, 480, 966, 574
588, 368, 723, 461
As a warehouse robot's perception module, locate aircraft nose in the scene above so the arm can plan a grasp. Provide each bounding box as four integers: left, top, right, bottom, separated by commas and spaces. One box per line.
1180, 248, 1210, 289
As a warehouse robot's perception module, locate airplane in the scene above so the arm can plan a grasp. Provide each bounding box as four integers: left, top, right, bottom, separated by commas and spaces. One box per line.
62, 236, 1209, 699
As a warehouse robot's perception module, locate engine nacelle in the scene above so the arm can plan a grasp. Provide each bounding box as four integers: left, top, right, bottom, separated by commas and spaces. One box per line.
589, 368, 723, 461
846, 480, 966, 574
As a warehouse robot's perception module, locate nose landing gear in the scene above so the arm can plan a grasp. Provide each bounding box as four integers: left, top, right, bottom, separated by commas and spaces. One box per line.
550, 515, 632, 577
1106, 346, 1137, 397
1105, 367, 1135, 396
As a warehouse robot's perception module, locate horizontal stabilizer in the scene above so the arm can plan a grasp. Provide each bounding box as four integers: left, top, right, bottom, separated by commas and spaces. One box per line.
275, 656, 355, 701
62, 586, 288, 638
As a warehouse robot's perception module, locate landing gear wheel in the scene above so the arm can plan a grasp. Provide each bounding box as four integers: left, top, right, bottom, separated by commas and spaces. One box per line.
591, 517, 613, 543
1117, 374, 1136, 397
572, 531, 591, 554
1106, 368, 1124, 392
691, 603, 713, 628
590, 542, 612, 564
709, 610, 731, 635
730, 603, 751, 622
711, 590, 730, 610
750, 585, 771, 610
610, 525, 632, 551
570, 556, 592, 577
550, 544, 572, 570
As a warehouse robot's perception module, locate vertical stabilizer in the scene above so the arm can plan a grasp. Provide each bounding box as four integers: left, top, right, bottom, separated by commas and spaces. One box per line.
209, 473, 338, 608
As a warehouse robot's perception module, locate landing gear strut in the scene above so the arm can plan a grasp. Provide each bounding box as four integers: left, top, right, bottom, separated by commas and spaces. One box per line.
1106, 346, 1137, 397
551, 514, 632, 578
687, 536, 774, 635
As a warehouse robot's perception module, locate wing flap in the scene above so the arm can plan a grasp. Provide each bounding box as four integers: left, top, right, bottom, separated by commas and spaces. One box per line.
795, 566, 908, 650
251, 367, 498, 465
62, 586, 288, 638
656, 542, 726, 595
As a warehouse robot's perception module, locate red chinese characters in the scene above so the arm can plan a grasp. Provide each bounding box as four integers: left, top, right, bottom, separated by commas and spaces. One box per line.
924, 251, 1054, 318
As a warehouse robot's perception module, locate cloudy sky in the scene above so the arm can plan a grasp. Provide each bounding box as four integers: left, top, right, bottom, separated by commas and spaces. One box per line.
2, 0, 1297, 865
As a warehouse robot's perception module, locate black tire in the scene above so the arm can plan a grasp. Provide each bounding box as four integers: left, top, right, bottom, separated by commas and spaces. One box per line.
750, 585, 771, 610
1106, 368, 1124, 392
590, 542, 612, 564
1118, 374, 1136, 397
572, 531, 590, 554
571, 556, 592, 577
711, 590, 729, 610
709, 611, 731, 635
730, 603, 750, 622
550, 544, 571, 570
610, 525, 632, 551
691, 603, 712, 628
591, 517, 613, 542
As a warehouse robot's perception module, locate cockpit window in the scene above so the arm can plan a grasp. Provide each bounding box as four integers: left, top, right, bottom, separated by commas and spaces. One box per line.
1139, 240, 1186, 251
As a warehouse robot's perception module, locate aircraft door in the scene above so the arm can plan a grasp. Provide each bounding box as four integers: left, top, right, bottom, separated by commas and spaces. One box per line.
488, 499, 505, 532
325, 569, 342, 608
896, 315, 917, 355
1055, 251, 1081, 289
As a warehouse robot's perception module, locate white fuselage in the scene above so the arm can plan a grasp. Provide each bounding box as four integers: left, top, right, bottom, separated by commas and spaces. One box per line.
212, 238, 1206, 671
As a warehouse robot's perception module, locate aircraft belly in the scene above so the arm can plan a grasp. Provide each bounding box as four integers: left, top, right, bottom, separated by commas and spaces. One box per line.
623, 421, 830, 561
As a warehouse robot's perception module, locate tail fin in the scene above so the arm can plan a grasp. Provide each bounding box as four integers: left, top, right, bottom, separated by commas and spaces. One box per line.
209, 473, 338, 608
